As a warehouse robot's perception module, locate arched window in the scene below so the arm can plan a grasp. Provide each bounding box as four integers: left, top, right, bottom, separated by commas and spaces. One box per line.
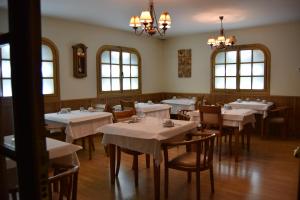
211, 44, 270, 94
0, 38, 60, 99
96, 45, 141, 95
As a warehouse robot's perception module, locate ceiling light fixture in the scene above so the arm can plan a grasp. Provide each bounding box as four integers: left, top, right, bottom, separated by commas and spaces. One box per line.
129, 0, 171, 37
207, 16, 237, 49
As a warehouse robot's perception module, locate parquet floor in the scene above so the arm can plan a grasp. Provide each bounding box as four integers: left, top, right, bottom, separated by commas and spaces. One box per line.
75, 133, 299, 200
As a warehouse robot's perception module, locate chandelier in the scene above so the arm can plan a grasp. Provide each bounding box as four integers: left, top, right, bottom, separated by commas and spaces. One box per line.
129, 0, 171, 37
207, 16, 237, 49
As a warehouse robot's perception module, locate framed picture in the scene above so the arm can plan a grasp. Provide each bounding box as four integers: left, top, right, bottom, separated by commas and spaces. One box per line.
178, 49, 191, 78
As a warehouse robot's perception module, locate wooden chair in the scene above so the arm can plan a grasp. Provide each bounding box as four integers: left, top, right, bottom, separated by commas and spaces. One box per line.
177, 109, 191, 121
162, 133, 216, 200
8, 164, 79, 200
45, 123, 66, 141
113, 109, 150, 187
120, 99, 136, 111
49, 164, 79, 200
199, 105, 233, 161
267, 106, 290, 138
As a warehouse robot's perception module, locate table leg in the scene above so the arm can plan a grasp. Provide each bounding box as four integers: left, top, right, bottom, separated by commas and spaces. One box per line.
261, 116, 265, 138
109, 144, 116, 185
153, 159, 160, 200
234, 127, 240, 162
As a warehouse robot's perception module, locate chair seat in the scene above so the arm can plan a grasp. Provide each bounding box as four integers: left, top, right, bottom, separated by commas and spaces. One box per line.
201, 129, 221, 135
269, 117, 285, 124
169, 152, 208, 169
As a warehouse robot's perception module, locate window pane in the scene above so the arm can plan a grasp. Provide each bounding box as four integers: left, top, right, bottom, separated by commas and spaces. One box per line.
240, 77, 251, 89
122, 52, 130, 65
102, 78, 111, 91
131, 53, 138, 65
252, 77, 264, 89
131, 78, 138, 89
226, 77, 236, 89
111, 65, 120, 77
215, 77, 225, 89
41, 44, 53, 60
2, 79, 12, 97
1, 61, 11, 78
111, 51, 120, 64
101, 51, 110, 63
240, 64, 252, 76
226, 51, 237, 63
253, 50, 264, 62
42, 62, 53, 77
226, 64, 236, 76
42, 79, 54, 94
240, 50, 252, 63
123, 65, 130, 77
123, 78, 130, 90
253, 63, 264, 76
131, 66, 138, 77
215, 65, 225, 76
215, 52, 225, 64
111, 78, 120, 91
1, 44, 10, 59
101, 64, 110, 77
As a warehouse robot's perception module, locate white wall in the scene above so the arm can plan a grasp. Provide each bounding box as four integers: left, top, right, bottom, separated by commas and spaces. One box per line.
162, 22, 300, 96
1, 9, 300, 98
0, 10, 164, 100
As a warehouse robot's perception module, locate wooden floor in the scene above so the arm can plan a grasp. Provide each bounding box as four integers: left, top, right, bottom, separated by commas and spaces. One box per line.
75, 133, 299, 200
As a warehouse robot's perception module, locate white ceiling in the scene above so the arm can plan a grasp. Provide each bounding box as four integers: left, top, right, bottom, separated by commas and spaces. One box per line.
2, 0, 300, 36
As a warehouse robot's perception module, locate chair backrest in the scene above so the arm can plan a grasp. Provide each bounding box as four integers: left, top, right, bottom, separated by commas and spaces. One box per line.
8, 164, 79, 200
177, 109, 191, 121
269, 106, 289, 119
193, 133, 215, 168
112, 109, 136, 123
120, 100, 135, 111
195, 96, 204, 110
49, 165, 79, 200
199, 105, 222, 130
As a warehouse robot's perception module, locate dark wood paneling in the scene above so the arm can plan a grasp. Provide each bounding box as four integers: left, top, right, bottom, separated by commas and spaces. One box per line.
2, 92, 299, 137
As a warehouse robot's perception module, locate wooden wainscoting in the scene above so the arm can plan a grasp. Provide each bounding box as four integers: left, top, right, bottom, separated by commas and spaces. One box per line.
1, 92, 299, 137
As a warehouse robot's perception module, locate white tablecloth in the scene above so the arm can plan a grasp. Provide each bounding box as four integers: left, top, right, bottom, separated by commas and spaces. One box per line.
4, 135, 82, 169
188, 108, 256, 131
135, 103, 171, 119
100, 117, 197, 163
228, 101, 273, 118
161, 98, 196, 114
45, 110, 113, 142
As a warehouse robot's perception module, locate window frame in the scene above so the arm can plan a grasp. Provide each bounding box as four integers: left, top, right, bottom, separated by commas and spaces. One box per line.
96, 45, 142, 96
0, 37, 60, 101
211, 44, 271, 95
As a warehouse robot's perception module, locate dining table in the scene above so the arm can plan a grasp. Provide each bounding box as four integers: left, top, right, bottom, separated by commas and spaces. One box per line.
228, 100, 273, 137
100, 116, 198, 200
161, 98, 196, 115
135, 102, 171, 119
44, 110, 113, 143
187, 108, 256, 162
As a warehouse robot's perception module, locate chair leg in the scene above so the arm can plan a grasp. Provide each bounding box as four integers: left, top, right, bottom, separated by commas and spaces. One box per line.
229, 134, 232, 156
247, 132, 251, 152
146, 154, 150, 168
88, 136, 93, 160
91, 135, 95, 151
241, 134, 245, 149
165, 166, 169, 199
219, 136, 222, 161
187, 172, 192, 183
133, 154, 139, 187
215, 137, 219, 152
209, 166, 215, 193
81, 138, 86, 149
196, 170, 200, 200
116, 147, 121, 177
